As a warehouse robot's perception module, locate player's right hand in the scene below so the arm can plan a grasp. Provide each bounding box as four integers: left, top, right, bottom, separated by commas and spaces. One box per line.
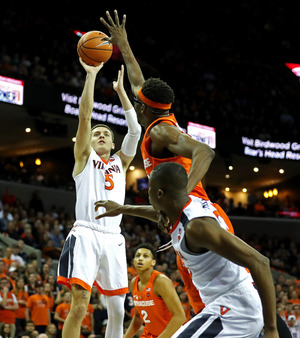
158, 211, 171, 233
79, 58, 103, 72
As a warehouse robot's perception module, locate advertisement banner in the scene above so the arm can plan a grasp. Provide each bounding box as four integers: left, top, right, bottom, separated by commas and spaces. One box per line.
0, 75, 24, 105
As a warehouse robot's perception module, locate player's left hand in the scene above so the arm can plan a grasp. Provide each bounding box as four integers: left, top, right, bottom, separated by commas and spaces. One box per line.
94, 200, 122, 219
100, 10, 128, 46
113, 65, 125, 93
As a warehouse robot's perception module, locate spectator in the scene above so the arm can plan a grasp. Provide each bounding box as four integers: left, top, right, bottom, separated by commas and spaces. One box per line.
0, 322, 14, 338
6, 264, 18, 290
0, 277, 19, 337
80, 303, 94, 337
16, 320, 38, 338
13, 277, 29, 336
287, 314, 300, 337
49, 223, 64, 249
26, 281, 51, 333
40, 264, 50, 284
54, 291, 71, 336
43, 283, 54, 315
16, 240, 29, 264
2, 187, 17, 207
26, 273, 38, 296
294, 304, 300, 320
11, 243, 25, 268
0, 204, 14, 232
89, 286, 107, 335
20, 224, 36, 247
45, 323, 57, 338
1, 248, 16, 274
290, 290, 300, 305
0, 260, 8, 279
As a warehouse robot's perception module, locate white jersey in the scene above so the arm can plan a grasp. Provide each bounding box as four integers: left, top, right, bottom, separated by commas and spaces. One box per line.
170, 195, 253, 305
73, 148, 125, 233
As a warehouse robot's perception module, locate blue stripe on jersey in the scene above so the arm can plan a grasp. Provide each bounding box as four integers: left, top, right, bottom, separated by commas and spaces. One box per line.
59, 234, 76, 278
68, 235, 76, 278
180, 212, 190, 229
177, 314, 211, 337
199, 317, 223, 337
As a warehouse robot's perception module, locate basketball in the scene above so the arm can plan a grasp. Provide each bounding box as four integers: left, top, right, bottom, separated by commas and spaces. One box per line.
77, 31, 113, 66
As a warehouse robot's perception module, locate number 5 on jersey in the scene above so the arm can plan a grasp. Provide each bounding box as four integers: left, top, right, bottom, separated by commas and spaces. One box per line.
105, 174, 114, 190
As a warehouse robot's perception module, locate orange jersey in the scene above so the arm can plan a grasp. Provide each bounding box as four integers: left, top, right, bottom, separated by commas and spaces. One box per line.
132, 270, 172, 337
2, 258, 16, 274
140, 114, 209, 201
55, 302, 71, 330
26, 294, 50, 326
0, 291, 17, 324
13, 290, 29, 319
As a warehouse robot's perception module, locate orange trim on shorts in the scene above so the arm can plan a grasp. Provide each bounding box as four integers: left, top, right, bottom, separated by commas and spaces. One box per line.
94, 282, 128, 296
57, 276, 92, 293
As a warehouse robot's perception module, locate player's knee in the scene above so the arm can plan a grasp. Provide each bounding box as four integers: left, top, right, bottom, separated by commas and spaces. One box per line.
110, 305, 124, 322
71, 302, 88, 322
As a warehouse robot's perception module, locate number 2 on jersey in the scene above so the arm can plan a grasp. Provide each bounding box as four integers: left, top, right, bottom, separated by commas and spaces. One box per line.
105, 174, 114, 190
141, 310, 151, 323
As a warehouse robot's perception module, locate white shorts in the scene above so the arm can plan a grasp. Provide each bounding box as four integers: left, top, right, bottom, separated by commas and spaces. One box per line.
57, 225, 128, 295
172, 282, 263, 337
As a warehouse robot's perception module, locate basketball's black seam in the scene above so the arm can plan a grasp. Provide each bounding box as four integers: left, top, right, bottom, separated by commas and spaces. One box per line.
78, 49, 109, 62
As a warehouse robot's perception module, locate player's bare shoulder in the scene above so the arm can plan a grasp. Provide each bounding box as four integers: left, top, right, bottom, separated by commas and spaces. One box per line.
153, 273, 174, 296
150, 123, 180, 142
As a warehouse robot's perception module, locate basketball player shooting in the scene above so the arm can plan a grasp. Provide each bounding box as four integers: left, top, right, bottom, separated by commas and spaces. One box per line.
57, 59, 141, 338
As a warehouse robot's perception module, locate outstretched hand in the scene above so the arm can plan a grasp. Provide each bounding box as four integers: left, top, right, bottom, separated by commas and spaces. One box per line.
100, 10, 128, 47
94, 200, 123, 219
79, 57, 103, 74
113, 65, 125, 93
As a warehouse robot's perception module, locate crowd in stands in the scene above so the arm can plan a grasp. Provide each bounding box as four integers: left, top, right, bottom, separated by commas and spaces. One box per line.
0, 3, 300, 212
1, 2, 300, 337
0, 2, 300, 143
0, 185, 299, 337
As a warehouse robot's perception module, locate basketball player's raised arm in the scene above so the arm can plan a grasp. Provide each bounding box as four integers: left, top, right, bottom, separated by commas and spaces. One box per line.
185, 217, 279, 337
95, 200, 158, 222
113, 65, 141, 171
150, 124, 215, 194
100, 10, 145, 96
73, 59, 103, 176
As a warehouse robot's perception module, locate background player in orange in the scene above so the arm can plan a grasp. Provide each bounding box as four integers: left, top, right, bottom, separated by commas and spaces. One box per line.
124, 242, 185, 338
57, 57, 141, 338
26, 280, 51, 334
